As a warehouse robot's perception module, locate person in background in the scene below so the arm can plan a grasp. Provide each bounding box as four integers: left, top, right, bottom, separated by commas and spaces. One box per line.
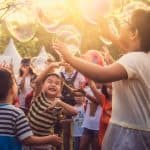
25, 74, 37, 113
59, 63, 86, 150
79, 80, 102, 150
17, 58, 36, 114
99, 84, 112, 148
88, 81, 112, 149
0, 64, 62, 150
72, 90, 86, 150
53, 9, 150, 150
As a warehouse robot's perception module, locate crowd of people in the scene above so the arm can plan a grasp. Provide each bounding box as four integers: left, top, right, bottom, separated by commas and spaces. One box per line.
0, 8, 150, 150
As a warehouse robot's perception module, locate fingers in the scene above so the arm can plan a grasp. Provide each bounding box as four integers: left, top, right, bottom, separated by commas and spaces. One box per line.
51, 134, 63, 144
0, 63, 12, 73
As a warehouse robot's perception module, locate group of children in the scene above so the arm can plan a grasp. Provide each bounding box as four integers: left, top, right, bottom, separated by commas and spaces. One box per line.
0, 56, 112, 150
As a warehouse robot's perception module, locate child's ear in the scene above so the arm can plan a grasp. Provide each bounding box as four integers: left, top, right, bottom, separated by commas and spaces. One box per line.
130, 29, 138, 41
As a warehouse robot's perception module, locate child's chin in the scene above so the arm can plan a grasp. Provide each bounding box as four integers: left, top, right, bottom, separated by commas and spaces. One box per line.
47, 92, 57, 97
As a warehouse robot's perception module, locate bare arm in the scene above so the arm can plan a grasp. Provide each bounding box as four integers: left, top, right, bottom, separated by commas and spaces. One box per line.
46, 99, 78, 116
85, 93, 99, 105
23, 135, 62, 146
53, 43, 128, 83
88, 80, 103, 106
57, 100, 78, 116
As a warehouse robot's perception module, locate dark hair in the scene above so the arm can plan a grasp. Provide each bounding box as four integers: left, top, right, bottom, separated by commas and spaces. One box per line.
19, 67, 34, 77
102, 85, 110, 100
0, 69, 13, 101
130, 9, 150, 52
19, 58, 35, 77
30, 74, 37, 82
21, 58, 31, 65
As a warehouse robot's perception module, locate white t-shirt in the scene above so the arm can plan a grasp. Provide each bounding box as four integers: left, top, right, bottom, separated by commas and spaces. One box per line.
82, 86, 102, 130
72, 105, 85, 137
111, 52, 150, 131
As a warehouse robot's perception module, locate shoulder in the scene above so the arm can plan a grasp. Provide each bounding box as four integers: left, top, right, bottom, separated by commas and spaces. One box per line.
118, 52, 148, 63
1, 104, 25, 117
116, 52, 148, 79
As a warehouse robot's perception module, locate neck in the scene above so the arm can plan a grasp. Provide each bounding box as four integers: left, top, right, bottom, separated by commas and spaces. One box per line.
75, 103, 82, 106
0, 98, 11, 104
128, 39, 141, 52
46, 94, 56, 101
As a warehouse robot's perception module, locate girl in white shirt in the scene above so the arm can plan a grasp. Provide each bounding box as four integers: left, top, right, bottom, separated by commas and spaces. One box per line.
53, 9, 150, 150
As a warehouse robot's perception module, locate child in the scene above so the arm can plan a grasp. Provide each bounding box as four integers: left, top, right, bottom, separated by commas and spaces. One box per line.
53, 9, 150, 150
88, 81, 112, 148
27, 62, 78, 150
0, 66, 62, 150
99, 84, 112, 147
72, 90, 85, 150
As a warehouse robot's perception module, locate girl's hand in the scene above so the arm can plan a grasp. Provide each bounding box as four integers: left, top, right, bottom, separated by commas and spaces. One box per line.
52, 41, 72, 61
50, 61, 65, 69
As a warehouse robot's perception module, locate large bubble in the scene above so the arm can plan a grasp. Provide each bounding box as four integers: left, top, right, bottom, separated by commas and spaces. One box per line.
99, 20, 119, 45
35, 0, 67, 33
31, 47, 55, 74
79, 0, 112, 25
5, 8, 37, 42
53, 25, 81, 55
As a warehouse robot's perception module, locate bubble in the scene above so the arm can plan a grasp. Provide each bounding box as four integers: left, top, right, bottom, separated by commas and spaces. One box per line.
31, 56, 48, 74
79, 0, 112, 25
31, 46, 55, 74
53, 25, 81, 55
99, 20, 119, 45
35, 0, 67, 33
5, 8, 37, 42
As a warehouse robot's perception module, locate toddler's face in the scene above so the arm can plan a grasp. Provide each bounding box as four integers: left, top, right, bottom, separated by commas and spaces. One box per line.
42, 75, 62, 98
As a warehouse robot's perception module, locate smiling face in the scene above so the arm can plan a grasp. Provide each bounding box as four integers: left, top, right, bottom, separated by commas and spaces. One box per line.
42, 75, 62, 98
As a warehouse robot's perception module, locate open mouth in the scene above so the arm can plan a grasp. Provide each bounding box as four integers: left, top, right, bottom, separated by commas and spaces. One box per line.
48, 87, 57, 92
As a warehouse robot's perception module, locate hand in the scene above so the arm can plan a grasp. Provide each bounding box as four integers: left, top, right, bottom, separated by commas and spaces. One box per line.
88, 79, 96, 88
52, 41, 72, 61
45, 98, 61, 112
48, 134, 63, 146
0, 63, 12, 73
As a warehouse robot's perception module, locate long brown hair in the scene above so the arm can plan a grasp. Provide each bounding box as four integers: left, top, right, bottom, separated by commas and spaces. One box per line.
131, 9, 150, 52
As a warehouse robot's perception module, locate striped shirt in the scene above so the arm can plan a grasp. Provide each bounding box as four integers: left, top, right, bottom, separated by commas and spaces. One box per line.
28, 92, 62, 136
0, 104, 33, 150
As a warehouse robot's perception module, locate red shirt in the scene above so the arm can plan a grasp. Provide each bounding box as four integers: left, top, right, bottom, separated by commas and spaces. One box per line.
99, 94, 112, 145
12, 97, 20, 107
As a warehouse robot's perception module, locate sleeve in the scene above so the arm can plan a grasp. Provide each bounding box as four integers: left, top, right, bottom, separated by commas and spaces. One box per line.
15, 110, 33, 141
116, 53, 139, 79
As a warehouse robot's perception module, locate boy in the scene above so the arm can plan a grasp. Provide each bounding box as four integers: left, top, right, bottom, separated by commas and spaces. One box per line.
0, 66, 62, 150
72, 90, 85, 150
28, 62, 77, 150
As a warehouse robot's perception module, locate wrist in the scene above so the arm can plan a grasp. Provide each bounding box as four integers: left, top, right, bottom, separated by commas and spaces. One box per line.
63, 53, 73, 63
